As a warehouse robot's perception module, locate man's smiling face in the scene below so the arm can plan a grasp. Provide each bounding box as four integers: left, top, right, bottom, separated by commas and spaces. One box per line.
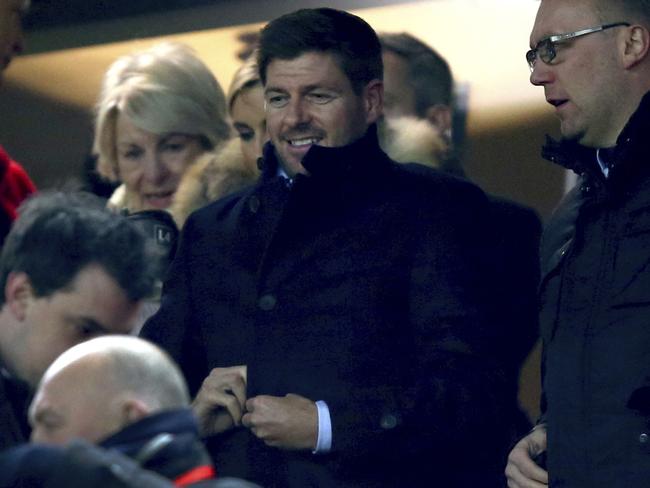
263, 51, 381, 176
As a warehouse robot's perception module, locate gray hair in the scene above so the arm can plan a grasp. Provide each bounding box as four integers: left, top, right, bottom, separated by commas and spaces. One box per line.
94, 42, 231, 181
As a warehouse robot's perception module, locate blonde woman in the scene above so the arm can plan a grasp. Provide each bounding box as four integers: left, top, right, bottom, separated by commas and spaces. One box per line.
94, 42, 231, 213
172, 52, 264, 225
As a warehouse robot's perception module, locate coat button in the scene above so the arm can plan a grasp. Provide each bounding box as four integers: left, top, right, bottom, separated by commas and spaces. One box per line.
258, 294, 277, 311
380, 413, 398, 430
640, 433, 649, 444
248, 196, 261, 214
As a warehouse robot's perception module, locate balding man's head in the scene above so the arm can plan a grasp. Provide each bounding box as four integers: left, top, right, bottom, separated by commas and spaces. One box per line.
29, 336, 189, 445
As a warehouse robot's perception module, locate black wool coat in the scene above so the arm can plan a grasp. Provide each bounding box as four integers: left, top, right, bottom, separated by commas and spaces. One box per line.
143, 127, 512, 487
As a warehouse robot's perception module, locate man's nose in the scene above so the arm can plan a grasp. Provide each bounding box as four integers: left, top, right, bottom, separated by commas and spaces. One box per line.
530, 60, 554, 86
284, 98, 310, 126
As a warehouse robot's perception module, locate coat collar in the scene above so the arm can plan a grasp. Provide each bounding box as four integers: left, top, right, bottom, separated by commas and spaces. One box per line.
99, 408, 199, 457
542, 91, 650, 179
259, 124, 391, 183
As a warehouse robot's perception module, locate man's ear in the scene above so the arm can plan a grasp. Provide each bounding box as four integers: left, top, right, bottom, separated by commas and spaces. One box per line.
621, 24, 650, 69
363, 79, 384, 125
122, 397, 151, 425
424, 104, 453, 135
5, 272, 34, 321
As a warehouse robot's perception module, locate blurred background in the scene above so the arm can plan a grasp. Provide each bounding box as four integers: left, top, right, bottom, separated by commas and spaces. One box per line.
2, 0, 557, 420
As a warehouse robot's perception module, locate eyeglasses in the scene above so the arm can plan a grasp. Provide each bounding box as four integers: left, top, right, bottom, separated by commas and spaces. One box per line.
526, 22, 630, 71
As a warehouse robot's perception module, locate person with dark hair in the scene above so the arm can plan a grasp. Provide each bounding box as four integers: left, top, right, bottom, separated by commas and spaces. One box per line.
378, 32, 457, 172
506, 0, 650, 486
144, 8, 511, 487
0, 191, 158, 450
379, 32, 543, 444
0, 0, 36, 247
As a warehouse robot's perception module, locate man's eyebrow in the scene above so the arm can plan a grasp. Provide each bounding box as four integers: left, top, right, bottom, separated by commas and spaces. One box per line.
72, 317, 109, 335
264, 87, 287, 95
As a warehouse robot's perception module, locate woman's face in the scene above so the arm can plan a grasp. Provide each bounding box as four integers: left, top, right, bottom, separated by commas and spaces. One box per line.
231, 84, 267, 168
115, 112, 206, 211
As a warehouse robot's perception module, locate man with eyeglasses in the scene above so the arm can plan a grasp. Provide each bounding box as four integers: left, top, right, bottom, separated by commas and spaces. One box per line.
506, 1, 650, 487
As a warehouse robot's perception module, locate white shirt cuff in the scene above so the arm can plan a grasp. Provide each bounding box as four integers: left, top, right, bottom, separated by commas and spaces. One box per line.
313, 400, 332, 454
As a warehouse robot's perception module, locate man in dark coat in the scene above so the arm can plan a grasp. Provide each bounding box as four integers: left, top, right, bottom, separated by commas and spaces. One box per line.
506, 1, 650, 486
143, 8, 511, 487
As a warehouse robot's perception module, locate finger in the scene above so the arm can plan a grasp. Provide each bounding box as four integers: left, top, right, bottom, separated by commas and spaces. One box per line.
507, 448, 548, 485
233, 364, 247, 384
242, 412, 253, 430
506, 464, 547, 488
200, 370, 247, 408
226, 375, 247, 411
194, 388, 243, 425
246, 396, 260, 413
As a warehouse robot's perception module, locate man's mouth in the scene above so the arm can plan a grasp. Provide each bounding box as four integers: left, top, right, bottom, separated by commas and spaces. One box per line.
548, 99, 568, 108
288, 137, 322, 147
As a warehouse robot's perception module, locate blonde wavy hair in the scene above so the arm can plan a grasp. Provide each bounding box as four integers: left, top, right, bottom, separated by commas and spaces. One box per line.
226, 49, 261, 113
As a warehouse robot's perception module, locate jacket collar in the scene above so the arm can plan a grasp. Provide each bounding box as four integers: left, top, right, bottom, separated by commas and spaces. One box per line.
259, 124, 390, 182
542, 90, 650, 178
99, 408, 199, 457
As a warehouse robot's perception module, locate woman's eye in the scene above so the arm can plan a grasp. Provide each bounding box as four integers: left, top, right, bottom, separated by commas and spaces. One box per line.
238, 131, 254, 142
162, 142, 186, 152
122, 148, 142, 159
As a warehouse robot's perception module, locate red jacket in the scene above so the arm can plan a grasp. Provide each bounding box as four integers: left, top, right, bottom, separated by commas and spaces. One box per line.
0, 146, 36, 244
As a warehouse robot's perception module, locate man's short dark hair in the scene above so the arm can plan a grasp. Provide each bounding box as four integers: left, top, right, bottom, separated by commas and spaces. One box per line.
591, 0, 650, 26
257, 8, 382, 94
380, 32, 453, 116
0, 192, 157, 305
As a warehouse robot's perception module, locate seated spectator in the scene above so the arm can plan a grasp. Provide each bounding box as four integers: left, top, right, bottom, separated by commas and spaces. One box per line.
0, 336, 259, 487
93, 42, 231, 214
30, 336, 215, 480
0, 191, 157, 449
172, 52, 263, 226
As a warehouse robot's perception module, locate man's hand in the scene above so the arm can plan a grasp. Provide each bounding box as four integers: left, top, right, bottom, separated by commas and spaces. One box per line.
242, 393, 318, 450
505, 424, 549, 487
192, 365, 247, 437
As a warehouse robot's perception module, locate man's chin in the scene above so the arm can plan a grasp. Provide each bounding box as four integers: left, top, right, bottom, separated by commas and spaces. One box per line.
559, 123, 587, 145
